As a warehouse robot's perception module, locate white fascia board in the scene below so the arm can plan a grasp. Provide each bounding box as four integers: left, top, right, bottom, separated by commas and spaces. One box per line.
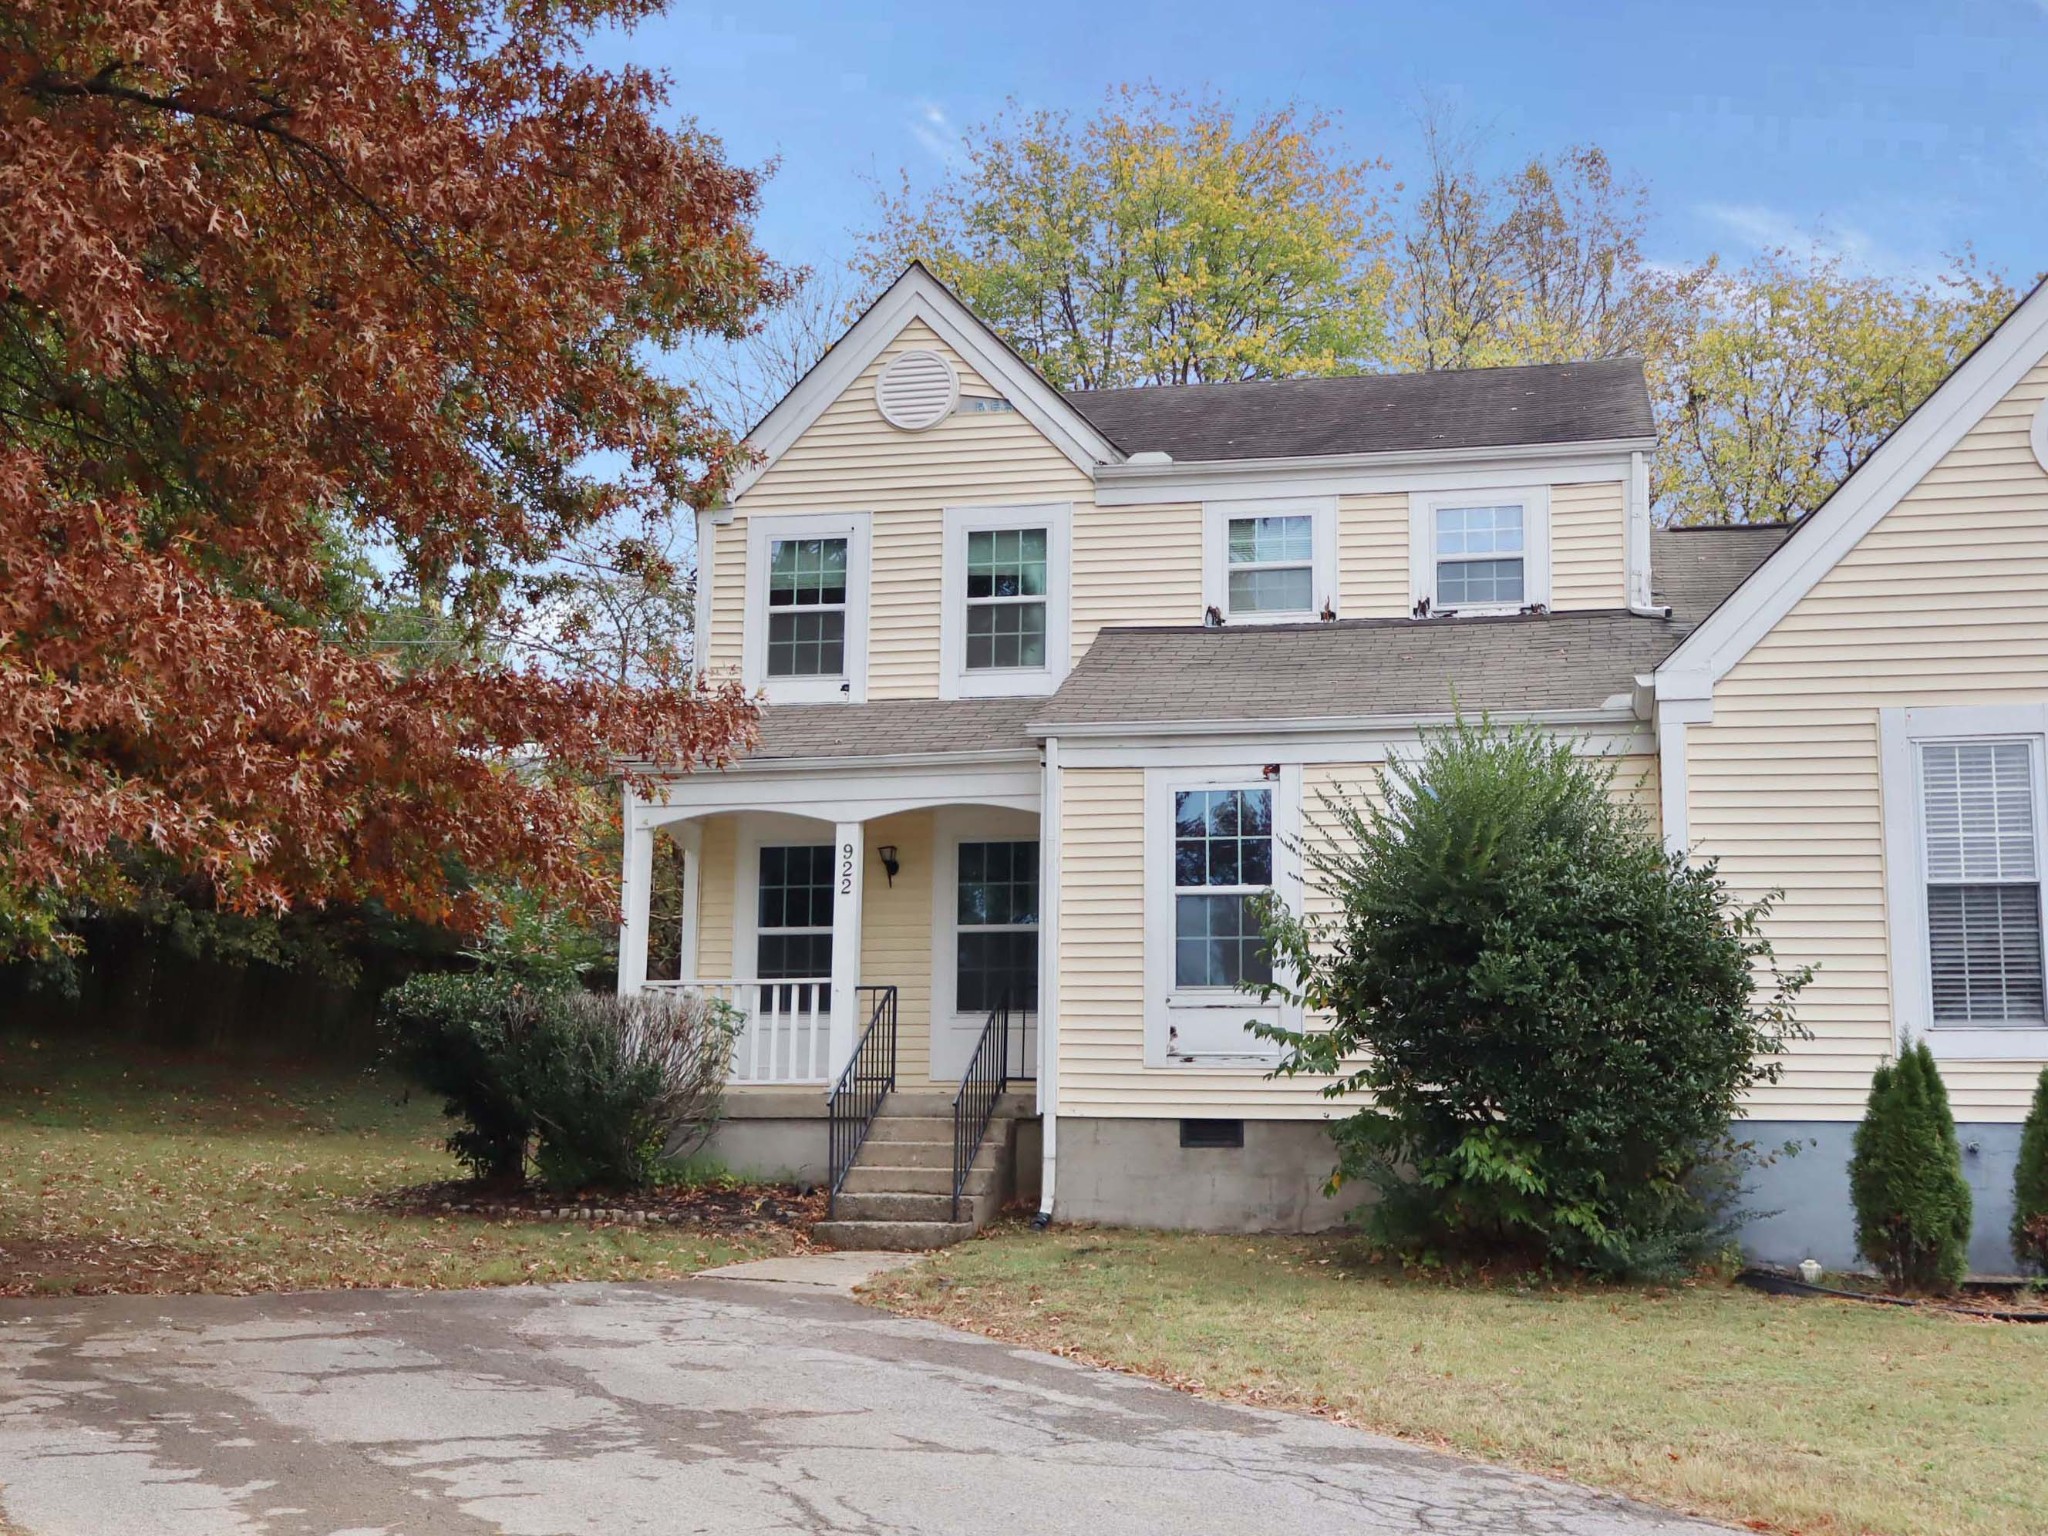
1027, 703, 1639, 742
1657, 278, 2048, 696
1090, 439, 1652, 507
727, 265, 1122, 501
629, 753, 1044, 828
1038, 708, 1651, 769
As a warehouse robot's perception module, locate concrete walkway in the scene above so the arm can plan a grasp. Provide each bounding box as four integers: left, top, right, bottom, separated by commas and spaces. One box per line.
0, 1275, 1729, 1535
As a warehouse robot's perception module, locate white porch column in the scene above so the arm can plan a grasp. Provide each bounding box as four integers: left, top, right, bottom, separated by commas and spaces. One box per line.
826, 819, 865, 1081
618, 792, 655, 996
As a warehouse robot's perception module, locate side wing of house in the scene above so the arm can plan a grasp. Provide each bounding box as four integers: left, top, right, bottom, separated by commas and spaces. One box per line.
1659, 282, 2048, 1273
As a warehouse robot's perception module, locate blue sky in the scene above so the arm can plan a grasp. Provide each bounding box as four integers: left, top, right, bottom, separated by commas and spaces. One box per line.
592, 0, 2048, 286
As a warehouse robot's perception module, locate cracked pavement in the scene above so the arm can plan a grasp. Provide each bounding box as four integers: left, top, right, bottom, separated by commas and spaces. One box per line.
0, 1277, 1729, 1534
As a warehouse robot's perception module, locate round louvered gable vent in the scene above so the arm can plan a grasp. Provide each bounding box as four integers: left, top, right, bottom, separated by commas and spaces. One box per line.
875, 349, 959, 431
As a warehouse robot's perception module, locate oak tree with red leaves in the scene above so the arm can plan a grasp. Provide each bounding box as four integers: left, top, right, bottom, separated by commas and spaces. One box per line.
1, 1, 774, 955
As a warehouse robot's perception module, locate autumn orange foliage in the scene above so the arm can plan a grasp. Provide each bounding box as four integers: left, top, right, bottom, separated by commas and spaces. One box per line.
0, 1, 770, 948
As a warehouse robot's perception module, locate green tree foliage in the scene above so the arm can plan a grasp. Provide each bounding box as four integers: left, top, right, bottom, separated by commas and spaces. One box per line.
2010, 1067, 2048, 1275
1657, 251, 2016, 525
862, 85, 1392, 388
1848, 1042, 1973, 1293
1255, 719, 1809, 1277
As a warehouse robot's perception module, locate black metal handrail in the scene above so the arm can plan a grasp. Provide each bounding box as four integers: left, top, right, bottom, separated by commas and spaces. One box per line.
950, 993, 1013, 1224
826, 985, 897, 1217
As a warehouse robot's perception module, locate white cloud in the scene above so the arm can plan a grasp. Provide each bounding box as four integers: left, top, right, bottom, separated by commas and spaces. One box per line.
1693, 201, 1945, 279
908, 100, 966, 168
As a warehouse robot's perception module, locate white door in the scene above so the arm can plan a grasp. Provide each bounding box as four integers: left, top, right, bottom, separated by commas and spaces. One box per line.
932, 817, 1040, 1083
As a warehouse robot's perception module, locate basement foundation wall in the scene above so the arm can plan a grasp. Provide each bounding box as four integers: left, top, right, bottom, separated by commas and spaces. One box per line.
1738, 1121, 2026, 1277
1052, 1117, 1368, 1233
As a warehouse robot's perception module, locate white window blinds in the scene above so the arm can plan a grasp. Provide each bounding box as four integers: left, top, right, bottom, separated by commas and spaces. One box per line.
1921, 740, 2045, 1023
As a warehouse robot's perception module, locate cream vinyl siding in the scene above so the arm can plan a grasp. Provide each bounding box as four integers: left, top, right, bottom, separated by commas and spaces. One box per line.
1549, 480, 1628, 610
692, 816, 737, 978
1056, 753, 1659, 1118
1072, 503, 1203, 653
710, 321, 1095, 696
1337, 492, 1411, 618
1688, 360, 2048, 1121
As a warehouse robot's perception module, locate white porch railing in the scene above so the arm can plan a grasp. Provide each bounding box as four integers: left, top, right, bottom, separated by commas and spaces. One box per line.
642, 979, 832, 1085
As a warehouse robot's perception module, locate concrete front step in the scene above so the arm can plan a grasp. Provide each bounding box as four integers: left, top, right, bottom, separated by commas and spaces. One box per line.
866, 1115, 953, 1142
840, 1163, 995, 1196
832, 1190, 962, 1223
813, 1218, 976, 1251
871, 1090, 1035, 1118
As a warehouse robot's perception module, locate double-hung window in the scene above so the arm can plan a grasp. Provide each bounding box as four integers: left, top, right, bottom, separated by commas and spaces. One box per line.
1173, 789, 1275, 989
1881, 704, 2048, 1058
956, 841, 1039, 1013
755, 845, 834, 980
966, 530, 1048, 671
941, 504, 1071, 698
1204, 499, 1335, 624
1144, 769, 1299, 1066
1410, 489, 1550, 615
745, 512, 870, 702
1920, 741, 2044, 1024
767, 538, 847, 678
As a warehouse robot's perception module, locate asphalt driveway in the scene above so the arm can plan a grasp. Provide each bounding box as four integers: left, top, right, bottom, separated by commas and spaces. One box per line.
0, 1270, 1726, 1535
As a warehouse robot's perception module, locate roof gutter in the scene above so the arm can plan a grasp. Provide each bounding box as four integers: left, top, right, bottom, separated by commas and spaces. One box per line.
1023, 703, 1643, 743
1091, 435, 1659, 500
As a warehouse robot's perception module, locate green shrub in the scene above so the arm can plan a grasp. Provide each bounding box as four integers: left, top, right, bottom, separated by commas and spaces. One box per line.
1255, 717, 1809, 1278
2010, 1067, 2048, 1275
378, 972, 560, 1183
1849, 1042, 1972, 1293
519, 992, 738, 1193
380, 976, 739, 1193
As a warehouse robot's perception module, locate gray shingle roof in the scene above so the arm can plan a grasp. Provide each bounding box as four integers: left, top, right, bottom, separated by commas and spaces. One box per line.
1063, 358, 1654, 462
1650, 523, 1796, 625
746, 696, 1040, 763
1030, 612, 1676, 729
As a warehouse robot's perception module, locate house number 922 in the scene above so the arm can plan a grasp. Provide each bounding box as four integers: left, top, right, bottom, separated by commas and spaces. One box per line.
840, 843, 856, 895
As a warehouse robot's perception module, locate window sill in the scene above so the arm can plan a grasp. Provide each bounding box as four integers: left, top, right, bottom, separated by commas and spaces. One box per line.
943, 667, 1058, 700
1919, 1026, 2048, 1061
760, 678, 854, 706
1222, 610, 1322, 627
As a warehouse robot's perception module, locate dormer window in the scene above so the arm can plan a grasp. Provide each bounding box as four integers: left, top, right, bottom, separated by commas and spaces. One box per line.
1410, 488, 1551, 616
1202, 498, 1336, 625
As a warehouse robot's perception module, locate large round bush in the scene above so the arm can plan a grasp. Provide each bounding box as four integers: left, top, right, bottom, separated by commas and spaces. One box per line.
1257, 718, 1809, 1276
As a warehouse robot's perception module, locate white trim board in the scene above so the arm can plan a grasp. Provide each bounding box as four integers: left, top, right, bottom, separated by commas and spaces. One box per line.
1658, 277, 2048, 699
728, 264, 1122, 501
937, 501, 1073, 699
1091, 441, 1652, 506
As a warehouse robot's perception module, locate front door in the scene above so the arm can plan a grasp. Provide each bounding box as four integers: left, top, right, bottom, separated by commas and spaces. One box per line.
934, 837, 1039, 1082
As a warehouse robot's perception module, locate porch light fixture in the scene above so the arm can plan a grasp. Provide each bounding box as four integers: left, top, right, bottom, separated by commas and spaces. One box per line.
877, 845, 900, 886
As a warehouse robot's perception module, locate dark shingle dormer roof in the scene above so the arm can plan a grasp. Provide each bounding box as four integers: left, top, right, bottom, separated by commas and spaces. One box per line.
1650, 523, 1796, 625
1063, 358, 1654, 463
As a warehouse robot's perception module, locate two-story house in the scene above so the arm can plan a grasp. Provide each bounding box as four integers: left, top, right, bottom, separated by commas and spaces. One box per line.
620, 263, 2048, 1273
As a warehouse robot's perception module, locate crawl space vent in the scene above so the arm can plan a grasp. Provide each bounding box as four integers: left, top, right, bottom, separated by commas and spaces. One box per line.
875, 349, 959, 431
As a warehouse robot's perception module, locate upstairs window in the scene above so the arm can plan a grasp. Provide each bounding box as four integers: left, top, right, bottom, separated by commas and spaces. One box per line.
940, 503, 1071, 699
966, 529, 1048, 671
1434, 505, 1524, 608
745, 512, 869, 703
1226, 516, 1315, 616
1204, 498, 1335, 624
766, 537, 847, 677
1921, 740, 2044, 1024
1410, 488, 1550, 616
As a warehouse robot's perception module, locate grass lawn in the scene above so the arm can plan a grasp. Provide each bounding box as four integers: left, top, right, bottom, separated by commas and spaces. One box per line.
868, 1226, 2048, 1536
0, 1035, 796, 1296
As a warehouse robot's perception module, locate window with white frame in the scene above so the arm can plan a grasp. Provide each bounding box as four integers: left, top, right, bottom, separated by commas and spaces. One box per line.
956, 841, 1039, 1013
1409, 489, 1550, 615
755, 845, 834, 980
939, 503, 1070, 698
1919, 740, 2044, 1024
1173, 788, 1275, 988
966, 530, 1048, 671
1204, 499, 1335, 623
1881, 703, 2048, 1059
744, 512, 870, 702
766, 537, 847, 678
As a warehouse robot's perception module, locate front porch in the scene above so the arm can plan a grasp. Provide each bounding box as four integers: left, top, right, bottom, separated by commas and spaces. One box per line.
617, 747, 1048, 1240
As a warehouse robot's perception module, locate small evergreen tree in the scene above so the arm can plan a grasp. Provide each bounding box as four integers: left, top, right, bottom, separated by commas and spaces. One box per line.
1848, 1042, 1972, 1293
2012, 1067, 2048, 1275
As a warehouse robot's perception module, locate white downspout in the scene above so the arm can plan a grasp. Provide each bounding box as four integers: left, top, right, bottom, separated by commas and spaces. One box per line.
1626, 449, 1671, 618
1034, 735, 1061, 1227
